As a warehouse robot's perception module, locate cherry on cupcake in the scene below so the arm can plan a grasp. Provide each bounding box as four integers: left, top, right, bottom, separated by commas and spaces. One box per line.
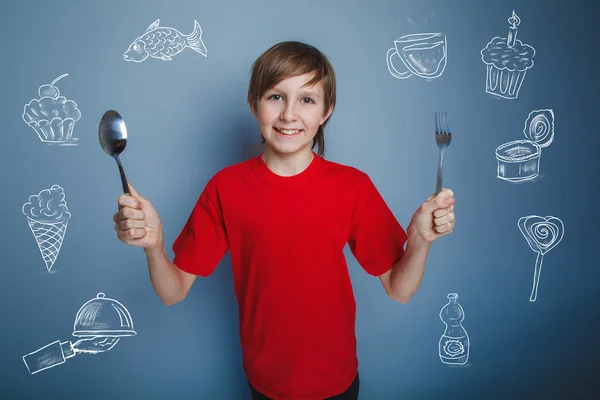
38, 74, 69, 99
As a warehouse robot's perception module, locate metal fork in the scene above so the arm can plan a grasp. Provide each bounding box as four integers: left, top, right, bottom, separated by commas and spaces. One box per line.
435, 112, 452, 195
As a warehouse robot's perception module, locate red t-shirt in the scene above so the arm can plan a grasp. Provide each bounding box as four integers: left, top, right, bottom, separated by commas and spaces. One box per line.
172, 151, 407, 400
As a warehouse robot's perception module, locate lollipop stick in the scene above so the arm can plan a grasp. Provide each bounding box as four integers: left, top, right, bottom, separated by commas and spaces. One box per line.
529, 252, 544, 302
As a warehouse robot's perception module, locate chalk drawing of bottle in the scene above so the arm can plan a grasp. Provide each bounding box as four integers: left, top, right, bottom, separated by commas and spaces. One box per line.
439, 293, 469, 365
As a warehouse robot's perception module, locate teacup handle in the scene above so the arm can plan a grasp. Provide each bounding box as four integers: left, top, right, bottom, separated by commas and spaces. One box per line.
387, 47, 412, 79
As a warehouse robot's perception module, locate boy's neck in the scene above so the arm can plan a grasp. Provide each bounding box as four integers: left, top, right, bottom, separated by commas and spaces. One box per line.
261, 147, 314, 177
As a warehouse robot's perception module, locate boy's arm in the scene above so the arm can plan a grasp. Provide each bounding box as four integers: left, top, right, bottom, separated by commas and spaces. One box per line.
378, 236, 431, 304
145, 246, 197, 306
379, 190, 455, 303
115, 184, 198, 306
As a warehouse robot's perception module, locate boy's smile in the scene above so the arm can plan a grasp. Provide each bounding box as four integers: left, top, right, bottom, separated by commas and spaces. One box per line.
254, 73, 332, 157
273, 127, 301, 136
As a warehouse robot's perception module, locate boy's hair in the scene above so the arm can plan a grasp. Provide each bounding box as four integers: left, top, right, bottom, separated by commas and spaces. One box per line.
248, 41, 336, 158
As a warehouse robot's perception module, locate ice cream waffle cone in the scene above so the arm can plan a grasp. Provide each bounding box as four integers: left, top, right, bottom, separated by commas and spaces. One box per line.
27, 217, 68, 271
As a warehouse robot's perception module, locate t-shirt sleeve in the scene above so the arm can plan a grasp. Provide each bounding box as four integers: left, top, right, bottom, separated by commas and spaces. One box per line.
347, 173, 408, 276
172, 177, 229, 277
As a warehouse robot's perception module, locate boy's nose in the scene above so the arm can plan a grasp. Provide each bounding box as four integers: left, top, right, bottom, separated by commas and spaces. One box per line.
280, 103, 297, 121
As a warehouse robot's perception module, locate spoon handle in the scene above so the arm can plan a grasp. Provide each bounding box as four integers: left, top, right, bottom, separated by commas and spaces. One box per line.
114, 156, 130, 195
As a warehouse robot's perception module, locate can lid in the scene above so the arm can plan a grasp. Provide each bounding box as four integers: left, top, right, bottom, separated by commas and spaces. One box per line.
523, 109, 554, 148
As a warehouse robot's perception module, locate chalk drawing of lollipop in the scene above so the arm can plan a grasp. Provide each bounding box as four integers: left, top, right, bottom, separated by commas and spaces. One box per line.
518, 215, 564, 302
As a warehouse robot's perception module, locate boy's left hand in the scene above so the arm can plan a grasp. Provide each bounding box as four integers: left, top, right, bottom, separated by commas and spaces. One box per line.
408, 188, 455, 244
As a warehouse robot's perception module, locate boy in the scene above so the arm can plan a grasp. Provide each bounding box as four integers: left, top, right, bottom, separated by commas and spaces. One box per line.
113, 41, 455, 399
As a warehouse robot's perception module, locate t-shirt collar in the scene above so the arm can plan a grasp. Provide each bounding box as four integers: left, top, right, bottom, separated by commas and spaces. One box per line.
251, 150, 322, 189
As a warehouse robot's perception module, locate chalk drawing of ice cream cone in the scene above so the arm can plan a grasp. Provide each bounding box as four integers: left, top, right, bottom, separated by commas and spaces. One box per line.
22, 185, 71, 272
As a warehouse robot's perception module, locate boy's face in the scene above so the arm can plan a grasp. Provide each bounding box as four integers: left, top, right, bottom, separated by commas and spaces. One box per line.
253, 73, 332, 156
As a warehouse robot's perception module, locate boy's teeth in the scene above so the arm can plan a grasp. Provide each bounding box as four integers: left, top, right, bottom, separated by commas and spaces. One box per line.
277, 128, 300, 135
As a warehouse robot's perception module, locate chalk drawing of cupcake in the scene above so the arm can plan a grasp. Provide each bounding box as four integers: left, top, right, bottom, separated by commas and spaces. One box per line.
22, 74, 81, 145
481, 11, 535, 100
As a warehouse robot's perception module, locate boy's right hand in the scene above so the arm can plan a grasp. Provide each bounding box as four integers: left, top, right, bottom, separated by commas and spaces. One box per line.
114, 183, 162, 249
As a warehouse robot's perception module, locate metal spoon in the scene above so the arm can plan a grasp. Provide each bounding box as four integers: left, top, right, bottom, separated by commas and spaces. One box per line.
98, 110, 130, 195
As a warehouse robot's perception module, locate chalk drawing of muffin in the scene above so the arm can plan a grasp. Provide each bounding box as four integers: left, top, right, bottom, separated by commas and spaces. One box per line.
22, 74, 81, 145
481, 11, 535, 100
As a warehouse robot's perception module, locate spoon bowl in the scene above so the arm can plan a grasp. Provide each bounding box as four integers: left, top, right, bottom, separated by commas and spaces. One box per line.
98, 110, 130, 194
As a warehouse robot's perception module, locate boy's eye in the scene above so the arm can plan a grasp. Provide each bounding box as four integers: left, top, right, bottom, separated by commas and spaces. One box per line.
267, 94, 315, 104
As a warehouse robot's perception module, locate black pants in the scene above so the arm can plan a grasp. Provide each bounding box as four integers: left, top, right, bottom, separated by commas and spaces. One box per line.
248, 372, 360, 400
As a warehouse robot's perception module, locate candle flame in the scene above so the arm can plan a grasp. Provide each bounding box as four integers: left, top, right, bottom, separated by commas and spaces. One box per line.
508, 10, 521, 28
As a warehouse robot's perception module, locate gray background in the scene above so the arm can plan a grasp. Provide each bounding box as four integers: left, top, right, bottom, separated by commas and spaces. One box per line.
1, 0, 598, 398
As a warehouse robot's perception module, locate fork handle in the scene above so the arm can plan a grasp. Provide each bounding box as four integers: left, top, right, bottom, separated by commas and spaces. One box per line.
435, 150, 445, 195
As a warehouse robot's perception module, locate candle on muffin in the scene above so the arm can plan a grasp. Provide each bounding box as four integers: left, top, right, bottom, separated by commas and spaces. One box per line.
507, 10, 520, 48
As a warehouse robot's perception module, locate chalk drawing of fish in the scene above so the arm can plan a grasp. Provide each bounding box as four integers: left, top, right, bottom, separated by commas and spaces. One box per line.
123, 19, 207, 62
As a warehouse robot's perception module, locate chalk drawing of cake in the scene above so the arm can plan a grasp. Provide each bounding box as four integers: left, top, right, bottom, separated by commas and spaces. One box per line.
22, 74, 81, 145
481, 11, 535, 99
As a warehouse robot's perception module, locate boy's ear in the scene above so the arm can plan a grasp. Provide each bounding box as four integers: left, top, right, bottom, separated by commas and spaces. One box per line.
248, 94, 259, 118
320, 104, 334, 125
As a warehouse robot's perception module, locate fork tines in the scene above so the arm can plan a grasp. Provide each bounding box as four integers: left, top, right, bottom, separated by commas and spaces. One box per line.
435, 111, 451, 136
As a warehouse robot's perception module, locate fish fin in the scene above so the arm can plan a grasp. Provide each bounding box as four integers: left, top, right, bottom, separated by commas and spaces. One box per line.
146, 19, 160, 32
184, 20, 207, 57
156, 54, 172, 61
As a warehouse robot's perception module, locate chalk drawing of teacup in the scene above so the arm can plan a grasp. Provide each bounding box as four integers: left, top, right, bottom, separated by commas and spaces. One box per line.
386, 33, 447, 80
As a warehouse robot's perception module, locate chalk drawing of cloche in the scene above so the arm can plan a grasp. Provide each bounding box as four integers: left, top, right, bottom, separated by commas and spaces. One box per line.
72, 293, 137, 338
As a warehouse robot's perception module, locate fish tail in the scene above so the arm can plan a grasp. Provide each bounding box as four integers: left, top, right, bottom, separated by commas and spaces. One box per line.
185, 20, 207, 57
